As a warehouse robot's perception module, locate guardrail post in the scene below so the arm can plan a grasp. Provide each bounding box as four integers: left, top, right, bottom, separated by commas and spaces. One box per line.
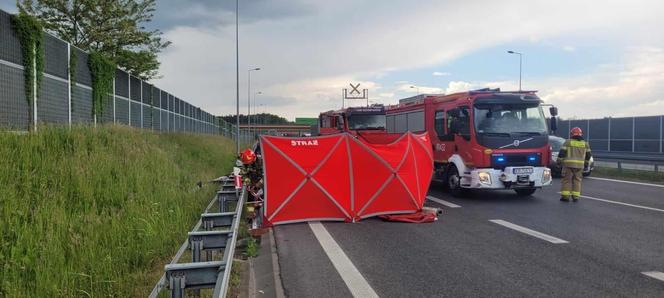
218, 190, 237, 213
169, 273, 186, 298
204, 220, 214, 261
191, 239, 202, 263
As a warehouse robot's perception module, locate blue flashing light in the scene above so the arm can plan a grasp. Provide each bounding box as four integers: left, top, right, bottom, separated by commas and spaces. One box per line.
497, 157, 505, 162
528, 156, 537, 161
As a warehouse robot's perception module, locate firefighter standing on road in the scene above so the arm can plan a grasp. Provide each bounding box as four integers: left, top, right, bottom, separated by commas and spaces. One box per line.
558, 127, 592, 202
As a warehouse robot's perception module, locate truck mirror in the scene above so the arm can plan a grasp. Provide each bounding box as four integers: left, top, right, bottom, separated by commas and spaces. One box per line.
550, 117, 558, 133
549, 106, 558, 117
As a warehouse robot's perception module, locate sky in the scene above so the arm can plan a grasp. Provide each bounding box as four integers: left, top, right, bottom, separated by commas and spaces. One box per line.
3, 0, 664, 120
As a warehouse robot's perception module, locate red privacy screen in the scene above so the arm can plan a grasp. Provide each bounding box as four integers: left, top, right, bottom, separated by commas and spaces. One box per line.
260, 132, 433, 225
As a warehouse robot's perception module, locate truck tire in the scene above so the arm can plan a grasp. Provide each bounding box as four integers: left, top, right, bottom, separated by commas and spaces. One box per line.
514, 188, 537, 196
447, 165, 468, 197
438, 168, 449, 190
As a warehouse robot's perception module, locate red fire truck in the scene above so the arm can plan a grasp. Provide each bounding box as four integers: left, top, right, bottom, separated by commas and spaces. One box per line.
386, 88, 558, 196
317, 105, 396, 143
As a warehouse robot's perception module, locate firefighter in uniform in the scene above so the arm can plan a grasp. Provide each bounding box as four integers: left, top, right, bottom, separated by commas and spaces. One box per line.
558, 127, 592, 202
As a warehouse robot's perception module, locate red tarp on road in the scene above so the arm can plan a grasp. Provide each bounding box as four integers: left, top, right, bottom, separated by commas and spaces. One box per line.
260, 132, 433, 225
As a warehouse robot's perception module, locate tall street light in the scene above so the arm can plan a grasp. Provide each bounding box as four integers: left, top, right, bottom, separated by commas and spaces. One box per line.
235, 0, 240, 154
507, 50, 523, 91
410, 85, 420, 95
248, 67, 261, 136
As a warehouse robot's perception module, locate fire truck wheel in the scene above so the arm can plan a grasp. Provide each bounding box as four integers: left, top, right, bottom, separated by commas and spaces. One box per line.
447, 165, 468, 197
514, 188, 537, 196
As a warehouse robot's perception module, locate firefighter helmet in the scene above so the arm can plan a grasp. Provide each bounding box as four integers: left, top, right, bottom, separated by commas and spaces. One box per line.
240, 149, 256, 165
571, 127, 583, 137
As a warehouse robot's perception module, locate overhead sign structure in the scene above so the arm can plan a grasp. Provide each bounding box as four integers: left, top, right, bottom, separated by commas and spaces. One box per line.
343, 83, 369, 108
260, 132, 434, 225
344, 83, 368, 100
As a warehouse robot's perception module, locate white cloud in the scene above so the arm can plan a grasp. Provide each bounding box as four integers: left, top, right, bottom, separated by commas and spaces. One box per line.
432, 71, 451, 76
562, 46, 576, 52
536, 47, 664, 118
444, 81, 474, 94
153, 0, 664, 119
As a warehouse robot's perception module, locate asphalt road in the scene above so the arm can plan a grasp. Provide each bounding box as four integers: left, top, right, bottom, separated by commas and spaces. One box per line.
274, 177, 664, 297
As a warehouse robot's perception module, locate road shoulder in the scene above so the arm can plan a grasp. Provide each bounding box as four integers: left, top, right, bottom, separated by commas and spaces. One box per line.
249, 229, 285, 298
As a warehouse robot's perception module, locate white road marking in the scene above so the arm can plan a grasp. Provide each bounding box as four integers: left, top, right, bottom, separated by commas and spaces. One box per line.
587, 176, 664, 188
308, 222, 379, 298
642, 271, 664, 282
489, 219, 569, 244
561, 192, 664, 213
426, 195, 461, 208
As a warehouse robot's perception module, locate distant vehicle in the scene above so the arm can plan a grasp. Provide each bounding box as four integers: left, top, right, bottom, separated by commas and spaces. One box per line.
548, 135, 594, 177
318, 105, 399, 143
386, 88, 558, 197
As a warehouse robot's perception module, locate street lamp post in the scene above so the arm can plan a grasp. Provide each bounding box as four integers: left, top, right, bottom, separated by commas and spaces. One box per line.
410, 85, 420, 95
235, 0, 240, 154
248, 67, 261, 137
507, 50, 522, 91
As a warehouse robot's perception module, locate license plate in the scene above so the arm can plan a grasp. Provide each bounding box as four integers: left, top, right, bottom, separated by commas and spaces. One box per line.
513, 167, 533, 175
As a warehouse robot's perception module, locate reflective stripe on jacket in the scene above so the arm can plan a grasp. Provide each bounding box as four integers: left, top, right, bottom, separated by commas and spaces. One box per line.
558, 138, 591, 169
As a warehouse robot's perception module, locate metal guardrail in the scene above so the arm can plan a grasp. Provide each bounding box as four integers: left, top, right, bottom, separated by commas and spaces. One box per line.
593, 152, 664, 171
149, 177, 246, 298
593, 152, 664, 162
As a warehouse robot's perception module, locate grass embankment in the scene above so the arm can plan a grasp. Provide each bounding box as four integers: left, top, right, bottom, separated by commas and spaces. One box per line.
0, 125, 236, 297
592, 167, 664, 185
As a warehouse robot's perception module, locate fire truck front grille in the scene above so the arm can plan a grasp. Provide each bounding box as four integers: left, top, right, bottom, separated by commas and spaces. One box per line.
491, 153, 541, 168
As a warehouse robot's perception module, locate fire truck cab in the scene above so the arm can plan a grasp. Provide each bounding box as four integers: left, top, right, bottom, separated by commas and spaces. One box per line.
386, 88, 557, 196
318, 105, 388, 138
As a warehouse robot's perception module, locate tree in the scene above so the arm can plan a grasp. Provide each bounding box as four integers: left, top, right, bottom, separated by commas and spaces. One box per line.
220, 114, 294, 125
17, 0, 170, 80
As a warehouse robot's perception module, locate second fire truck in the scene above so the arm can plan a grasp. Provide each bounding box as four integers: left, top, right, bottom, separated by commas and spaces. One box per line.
317, 105, 396, 143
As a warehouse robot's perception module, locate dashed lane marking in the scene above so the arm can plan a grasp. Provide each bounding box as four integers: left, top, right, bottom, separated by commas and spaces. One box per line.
587, 176, 664, 188
308, 222, 379, 298
576, 194, 664, 213
489, 219, 569, 244
426, 195, 461, 208
642, 271, 664, 282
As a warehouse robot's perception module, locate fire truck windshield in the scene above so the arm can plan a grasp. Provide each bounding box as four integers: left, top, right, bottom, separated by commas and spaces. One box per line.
347, 114, 386, 130
474, 105, 547, 135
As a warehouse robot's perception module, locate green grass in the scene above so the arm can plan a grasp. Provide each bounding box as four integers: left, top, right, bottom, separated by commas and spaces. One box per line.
0, 125, 236, 297
592, 166, 664, 185
245, 237, 259, 258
